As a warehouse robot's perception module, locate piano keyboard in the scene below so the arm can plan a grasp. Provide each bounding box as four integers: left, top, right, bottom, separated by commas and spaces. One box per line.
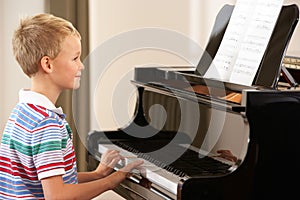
97, 143, 187, 195
97, 141, 235, 198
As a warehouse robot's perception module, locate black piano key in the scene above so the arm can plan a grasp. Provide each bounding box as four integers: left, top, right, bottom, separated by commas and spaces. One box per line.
112, 140, 232, 177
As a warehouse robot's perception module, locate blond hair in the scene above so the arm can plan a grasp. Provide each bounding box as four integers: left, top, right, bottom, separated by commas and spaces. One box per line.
12, 13, 81, 77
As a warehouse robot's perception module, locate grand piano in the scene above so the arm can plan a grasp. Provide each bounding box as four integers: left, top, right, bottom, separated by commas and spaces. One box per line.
87, 3, 300, 200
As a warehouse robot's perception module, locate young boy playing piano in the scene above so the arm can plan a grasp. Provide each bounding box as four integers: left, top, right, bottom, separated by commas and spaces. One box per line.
0, 13, 143, 199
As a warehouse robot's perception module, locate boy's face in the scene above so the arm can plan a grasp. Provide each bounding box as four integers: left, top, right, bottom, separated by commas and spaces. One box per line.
50, 35, 84, 90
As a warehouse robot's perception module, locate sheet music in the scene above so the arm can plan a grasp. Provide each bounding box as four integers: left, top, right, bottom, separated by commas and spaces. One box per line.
204, 0, 284, 86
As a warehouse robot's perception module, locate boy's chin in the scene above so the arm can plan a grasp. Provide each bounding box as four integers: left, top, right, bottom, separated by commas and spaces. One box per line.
72, 81, 81, 89
73, 85, 80, 90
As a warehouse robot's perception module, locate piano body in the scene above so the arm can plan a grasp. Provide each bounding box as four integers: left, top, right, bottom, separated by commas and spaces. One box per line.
87, 4, 300, 200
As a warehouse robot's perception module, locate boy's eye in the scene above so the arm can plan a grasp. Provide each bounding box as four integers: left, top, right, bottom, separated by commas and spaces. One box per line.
73, 56, 79, 61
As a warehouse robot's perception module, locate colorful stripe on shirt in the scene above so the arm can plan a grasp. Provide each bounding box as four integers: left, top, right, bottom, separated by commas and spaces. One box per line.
0, 103, 78, 199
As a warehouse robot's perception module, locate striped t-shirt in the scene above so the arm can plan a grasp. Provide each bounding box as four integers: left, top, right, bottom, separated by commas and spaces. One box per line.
0, 89, 78, 199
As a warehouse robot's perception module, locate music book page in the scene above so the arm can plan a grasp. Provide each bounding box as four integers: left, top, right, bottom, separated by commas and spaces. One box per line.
203, 0, 284, 86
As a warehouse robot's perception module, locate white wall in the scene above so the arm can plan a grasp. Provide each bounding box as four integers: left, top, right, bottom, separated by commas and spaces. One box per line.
0, 0, 47, 136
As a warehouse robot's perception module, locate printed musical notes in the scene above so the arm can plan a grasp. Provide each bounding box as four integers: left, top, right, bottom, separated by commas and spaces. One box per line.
204, 0, 283, 86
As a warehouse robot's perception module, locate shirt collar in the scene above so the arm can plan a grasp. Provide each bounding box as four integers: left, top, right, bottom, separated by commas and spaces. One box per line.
19, 89, 64, 115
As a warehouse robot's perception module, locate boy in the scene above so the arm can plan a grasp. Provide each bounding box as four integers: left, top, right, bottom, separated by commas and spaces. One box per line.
0, 13, 143, 199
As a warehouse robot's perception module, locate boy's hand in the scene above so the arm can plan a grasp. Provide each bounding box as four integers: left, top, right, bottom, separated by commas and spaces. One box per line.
119, 159, 144, 176
95, 149, 124, 177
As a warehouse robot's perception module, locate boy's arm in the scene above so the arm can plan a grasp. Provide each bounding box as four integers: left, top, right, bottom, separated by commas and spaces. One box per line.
41, 160, 143, 200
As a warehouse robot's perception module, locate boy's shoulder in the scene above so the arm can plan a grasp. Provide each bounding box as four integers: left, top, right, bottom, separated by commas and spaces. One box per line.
14, 102, 65, 125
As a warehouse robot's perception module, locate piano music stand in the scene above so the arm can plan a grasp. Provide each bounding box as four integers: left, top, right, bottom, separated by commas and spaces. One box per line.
196, 4, 299, 89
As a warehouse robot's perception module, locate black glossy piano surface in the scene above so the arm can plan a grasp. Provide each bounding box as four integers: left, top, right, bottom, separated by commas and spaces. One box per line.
87, 4, 300, 200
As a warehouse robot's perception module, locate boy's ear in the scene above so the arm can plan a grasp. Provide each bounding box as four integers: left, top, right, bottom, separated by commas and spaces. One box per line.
40, 56, 53, 73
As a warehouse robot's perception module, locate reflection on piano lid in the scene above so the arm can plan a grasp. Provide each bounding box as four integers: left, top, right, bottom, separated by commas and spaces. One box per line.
87, 3, 300, 200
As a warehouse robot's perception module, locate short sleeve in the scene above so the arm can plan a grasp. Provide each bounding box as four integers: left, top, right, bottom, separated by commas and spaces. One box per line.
32, 117, 67, 180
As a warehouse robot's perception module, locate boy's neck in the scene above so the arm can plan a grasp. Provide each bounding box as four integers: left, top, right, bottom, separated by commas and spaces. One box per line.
31, 81, 61, 105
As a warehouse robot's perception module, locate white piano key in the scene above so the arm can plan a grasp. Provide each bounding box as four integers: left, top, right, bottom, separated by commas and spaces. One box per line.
98, 144, 184, 195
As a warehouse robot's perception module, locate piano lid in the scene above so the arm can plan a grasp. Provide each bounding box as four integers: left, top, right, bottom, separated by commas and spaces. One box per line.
195, 4, 299, 89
